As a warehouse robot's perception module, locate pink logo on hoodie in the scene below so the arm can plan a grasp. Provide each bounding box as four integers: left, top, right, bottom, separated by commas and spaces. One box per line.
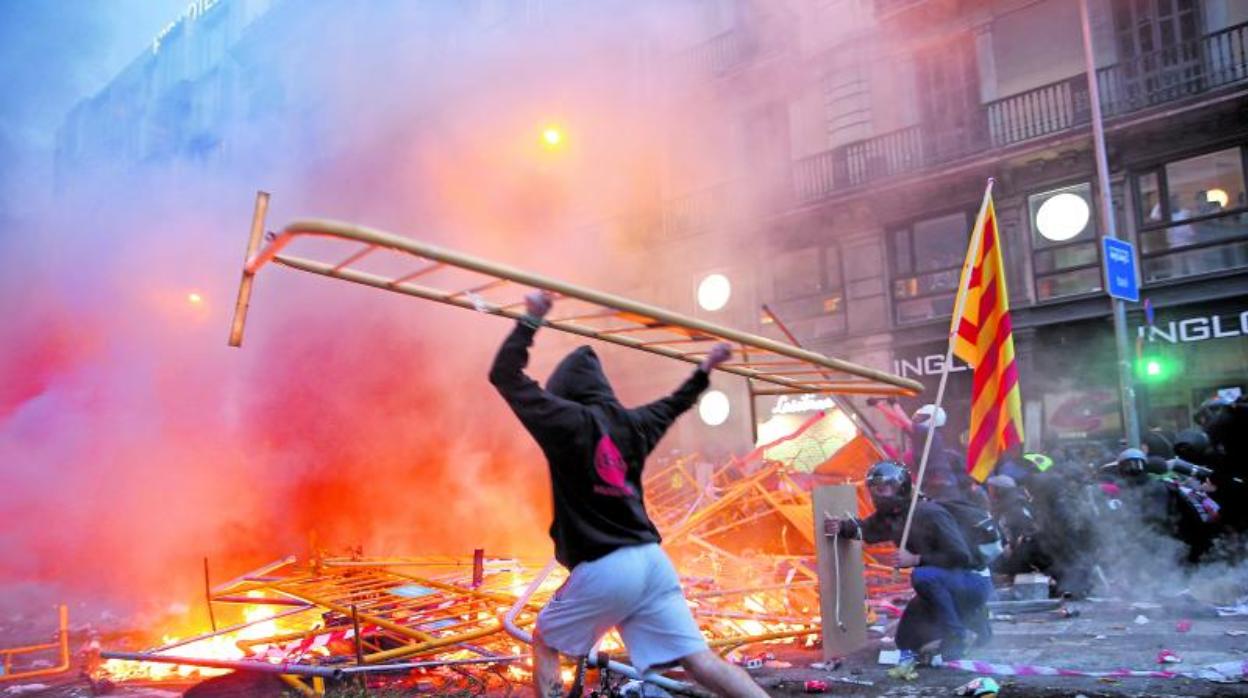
593, 434, 635, 497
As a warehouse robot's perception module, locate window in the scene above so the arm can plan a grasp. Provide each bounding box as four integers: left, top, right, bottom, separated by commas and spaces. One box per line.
890, 211, 968, 323
1134, 147, 1248, 282
1028, 182, 1103, 300
768, 245, 846, 339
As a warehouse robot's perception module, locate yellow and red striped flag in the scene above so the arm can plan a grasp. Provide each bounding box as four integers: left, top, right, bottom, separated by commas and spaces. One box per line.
953, 187, 1024, 482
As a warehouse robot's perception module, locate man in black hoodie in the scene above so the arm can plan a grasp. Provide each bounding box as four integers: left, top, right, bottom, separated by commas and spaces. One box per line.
490, 291, 767, 698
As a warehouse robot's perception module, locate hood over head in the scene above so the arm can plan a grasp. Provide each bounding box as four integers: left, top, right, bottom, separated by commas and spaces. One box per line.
546, 346, 618, 405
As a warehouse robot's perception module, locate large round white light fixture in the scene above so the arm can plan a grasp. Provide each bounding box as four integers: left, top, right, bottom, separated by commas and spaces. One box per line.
697, 273, 731, 311
1035, 192, 1090, 242
698, 390, 730, 426
1207, 188, 1229, 208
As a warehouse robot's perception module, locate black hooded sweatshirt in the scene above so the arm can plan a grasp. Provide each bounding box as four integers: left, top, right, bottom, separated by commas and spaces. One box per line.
489, 319, 709, 569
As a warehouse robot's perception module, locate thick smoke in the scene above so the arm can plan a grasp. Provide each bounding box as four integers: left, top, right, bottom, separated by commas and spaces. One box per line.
0, 0, 749, 628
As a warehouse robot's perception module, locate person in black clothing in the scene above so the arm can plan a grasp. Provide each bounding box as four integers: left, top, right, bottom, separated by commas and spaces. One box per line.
824, 460, 992, 662
985, 475, 1051, 577
1024, 461, 1098, 597
489, 291, 767, 698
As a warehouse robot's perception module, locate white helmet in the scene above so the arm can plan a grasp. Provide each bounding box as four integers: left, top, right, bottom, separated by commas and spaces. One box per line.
912, 404, 947, 428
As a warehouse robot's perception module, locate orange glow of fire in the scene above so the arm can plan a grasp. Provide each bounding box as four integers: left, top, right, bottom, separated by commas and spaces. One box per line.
99, 594, 301, 683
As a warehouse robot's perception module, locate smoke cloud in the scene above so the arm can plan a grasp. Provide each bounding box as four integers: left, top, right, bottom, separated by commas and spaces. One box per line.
0, 0, 752, 628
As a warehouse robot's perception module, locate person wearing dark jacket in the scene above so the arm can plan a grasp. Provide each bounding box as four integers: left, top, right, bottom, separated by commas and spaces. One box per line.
490, 291, 767, 698
985, 475, 1051, 577
825, 461, 992, 663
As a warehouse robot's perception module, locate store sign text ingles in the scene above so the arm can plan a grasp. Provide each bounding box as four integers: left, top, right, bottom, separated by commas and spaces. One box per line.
1139, 309, 1248, 345
893, 354, 970, 380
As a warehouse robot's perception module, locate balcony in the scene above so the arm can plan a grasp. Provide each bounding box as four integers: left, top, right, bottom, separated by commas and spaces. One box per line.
661, 181, 741, 238
682, 27, 756, 76
794, 20, 1248, 204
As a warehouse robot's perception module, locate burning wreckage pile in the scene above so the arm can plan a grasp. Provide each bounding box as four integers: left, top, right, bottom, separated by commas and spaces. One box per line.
59, 414, 904, 696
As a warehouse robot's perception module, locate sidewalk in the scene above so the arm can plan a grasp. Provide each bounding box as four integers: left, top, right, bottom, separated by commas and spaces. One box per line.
755, 597, 1248, 697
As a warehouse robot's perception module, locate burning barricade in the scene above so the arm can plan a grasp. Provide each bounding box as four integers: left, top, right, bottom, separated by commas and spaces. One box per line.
90, 411, 897, 695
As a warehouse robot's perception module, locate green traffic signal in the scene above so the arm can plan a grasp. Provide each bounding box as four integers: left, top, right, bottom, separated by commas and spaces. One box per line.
1136, 355, 1173, 382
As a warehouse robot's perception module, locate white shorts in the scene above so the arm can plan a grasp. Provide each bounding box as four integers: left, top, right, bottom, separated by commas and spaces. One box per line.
536, 544, 707, 675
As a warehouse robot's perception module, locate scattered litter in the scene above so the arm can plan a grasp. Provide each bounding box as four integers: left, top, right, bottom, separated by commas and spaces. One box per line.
809, 659, 841, 671
764, 660, 792, 669
1216, 598, 1248, 617
3, 686, 51, 696
1176, 619, 1193, 633
954, 676, 1000, 696
1130, 601, 1162, 611
1134, 614, 1151, 625
1188, 660, 1248, 683
1157, 649, 1183, 664
878, 649, 901, 665
1226, 630, 1248, 637
802, 679, 827, 693
824, 676, 874, 687
992, 613, 1015, 622
1092, 634, 1108, 640
887, 662, 919, 681
942, 658, 1248, 682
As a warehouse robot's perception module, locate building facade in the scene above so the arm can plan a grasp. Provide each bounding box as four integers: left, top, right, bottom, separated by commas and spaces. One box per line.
657, 0, 1248, 449
54, 0, 1248, 452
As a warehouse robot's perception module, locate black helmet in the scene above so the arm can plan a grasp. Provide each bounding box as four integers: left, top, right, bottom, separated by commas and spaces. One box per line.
1141, 429, 1175, 459
1174, 428, 1214, 465
1116, 448, 1147, 479
866, 460, 912, 514
1195, 397, 1235, 439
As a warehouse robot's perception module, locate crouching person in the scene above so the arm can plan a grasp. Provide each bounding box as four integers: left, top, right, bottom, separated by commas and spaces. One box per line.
825, 460, 993, 665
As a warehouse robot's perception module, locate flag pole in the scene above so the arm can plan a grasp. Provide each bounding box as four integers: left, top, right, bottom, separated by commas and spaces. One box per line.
898, 179, 995, 554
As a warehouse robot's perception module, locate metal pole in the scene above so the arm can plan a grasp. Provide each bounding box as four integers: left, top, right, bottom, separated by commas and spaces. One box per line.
203, 557, 217, 633
99, 651, 342, 679
228, 190, 270, 347
351, 605, 364, 667
1080, 0, 1141, 448
760, 304, 891, 456
899, 180, 994, 553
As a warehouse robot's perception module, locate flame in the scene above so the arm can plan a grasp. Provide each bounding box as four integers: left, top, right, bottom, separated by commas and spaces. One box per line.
99, 595, 310, 683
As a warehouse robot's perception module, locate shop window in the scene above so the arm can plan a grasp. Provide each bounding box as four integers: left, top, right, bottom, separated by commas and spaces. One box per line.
768, 245, 846, 339
889, 211, 968, 323
1135, 146, 1248, 282
1028, 182, 1103, 301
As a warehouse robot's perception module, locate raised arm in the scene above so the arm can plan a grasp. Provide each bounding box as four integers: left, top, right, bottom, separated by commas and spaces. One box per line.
488, 291, 583, 435
629, 342, 730, 454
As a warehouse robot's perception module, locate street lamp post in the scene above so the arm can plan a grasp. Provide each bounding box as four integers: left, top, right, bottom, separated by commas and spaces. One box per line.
1079, 0, 1141, 449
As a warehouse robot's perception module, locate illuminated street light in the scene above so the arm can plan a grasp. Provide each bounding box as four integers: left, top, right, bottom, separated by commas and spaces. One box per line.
188, 292, 203, 305
541, 126, 564, 148
698, 390, 730, 426
696, 273, 731, 311
1036, 192, 1091, 242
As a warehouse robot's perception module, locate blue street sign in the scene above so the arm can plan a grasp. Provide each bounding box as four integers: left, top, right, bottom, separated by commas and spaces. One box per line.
1103, 237, 1139, 303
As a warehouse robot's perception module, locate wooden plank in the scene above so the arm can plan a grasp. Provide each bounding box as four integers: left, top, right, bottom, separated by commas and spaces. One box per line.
813, 485, 868, 660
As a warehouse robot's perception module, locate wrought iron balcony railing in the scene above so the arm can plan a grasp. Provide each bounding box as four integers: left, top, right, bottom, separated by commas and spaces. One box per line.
794, 20, 1248, 204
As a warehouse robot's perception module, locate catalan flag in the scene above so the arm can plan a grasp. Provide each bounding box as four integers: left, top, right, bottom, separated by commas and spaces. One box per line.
952, 185, 1024, 482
